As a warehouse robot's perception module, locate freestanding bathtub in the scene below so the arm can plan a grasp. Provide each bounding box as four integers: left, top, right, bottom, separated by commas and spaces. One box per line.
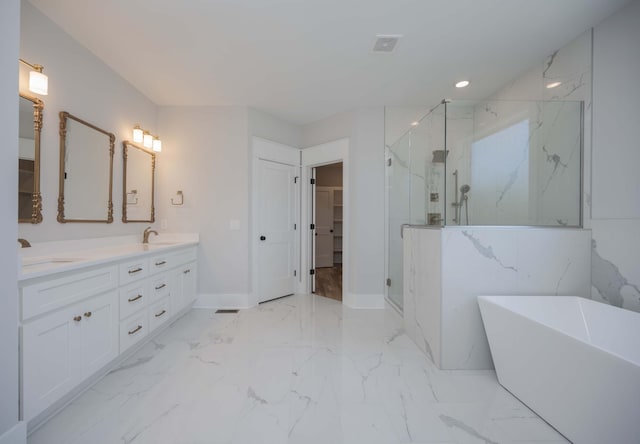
478, 295, 640, 444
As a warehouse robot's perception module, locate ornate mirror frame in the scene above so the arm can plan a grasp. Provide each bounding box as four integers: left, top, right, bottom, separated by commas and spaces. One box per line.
122, 141, 156, 223
57, 111, 115, 223
18, 94, 43, 224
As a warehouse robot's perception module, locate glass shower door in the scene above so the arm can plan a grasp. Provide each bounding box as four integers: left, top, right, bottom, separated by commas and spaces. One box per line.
386, 132, 411, 311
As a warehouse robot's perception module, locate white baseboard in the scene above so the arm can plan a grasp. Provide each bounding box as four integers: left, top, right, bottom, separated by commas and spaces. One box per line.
343, 293, 385, 309
0, 422, 26, 444
193, 293, 252, 309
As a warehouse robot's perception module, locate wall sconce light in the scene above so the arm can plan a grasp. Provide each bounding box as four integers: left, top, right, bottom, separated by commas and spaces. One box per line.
132, 125, 144, 143
143, 131, 153, 149
132, 125, 162, 152
152, 135, 162, 152
19, 58, 48, 96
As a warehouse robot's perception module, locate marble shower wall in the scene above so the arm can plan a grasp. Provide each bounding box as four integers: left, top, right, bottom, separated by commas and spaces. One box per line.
445, 30, 591, 227
403, 226, 592, 370
403, 227, 442, 367
589, 0, 640, 314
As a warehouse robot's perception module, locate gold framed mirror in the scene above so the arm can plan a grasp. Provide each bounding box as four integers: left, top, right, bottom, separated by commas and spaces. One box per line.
57, 111, 115, 223
122, 141, 155, 223
19, 94, 43, 223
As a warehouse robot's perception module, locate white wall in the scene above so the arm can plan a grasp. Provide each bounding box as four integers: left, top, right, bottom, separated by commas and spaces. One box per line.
590, 0, 640, 312
302, 108, 386, 299
18, 1, 158, 242
156, 106, 250, 297
0, 0, 21, 439
247, 108, 301, 149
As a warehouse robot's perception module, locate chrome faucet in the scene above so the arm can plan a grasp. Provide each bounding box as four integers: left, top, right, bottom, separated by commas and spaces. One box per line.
142, 226, 158, 244
18, 238, 31, 248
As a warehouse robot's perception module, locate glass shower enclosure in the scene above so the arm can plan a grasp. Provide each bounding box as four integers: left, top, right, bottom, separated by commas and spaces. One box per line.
385, 99, 583, 311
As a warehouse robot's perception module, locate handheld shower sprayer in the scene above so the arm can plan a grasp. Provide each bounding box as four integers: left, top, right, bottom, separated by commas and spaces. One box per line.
458, 184, 470, 225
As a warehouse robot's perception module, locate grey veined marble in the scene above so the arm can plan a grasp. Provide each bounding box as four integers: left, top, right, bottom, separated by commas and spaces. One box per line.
592, 239, 640, 308
28, 294, 568, 444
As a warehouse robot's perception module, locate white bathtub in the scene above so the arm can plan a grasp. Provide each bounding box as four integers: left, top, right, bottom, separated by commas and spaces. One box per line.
478, 295, 640, 444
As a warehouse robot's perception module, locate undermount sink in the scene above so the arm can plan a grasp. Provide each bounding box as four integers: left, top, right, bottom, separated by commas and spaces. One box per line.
22, 257, 86, 268
146, 241, 179, 247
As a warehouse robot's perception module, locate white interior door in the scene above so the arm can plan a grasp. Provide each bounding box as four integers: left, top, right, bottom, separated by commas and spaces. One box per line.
257, 158, 296, 303
315, 186, 334, 268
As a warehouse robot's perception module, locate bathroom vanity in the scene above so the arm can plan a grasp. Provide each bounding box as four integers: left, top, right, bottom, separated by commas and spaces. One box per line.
18, 235, 198, 424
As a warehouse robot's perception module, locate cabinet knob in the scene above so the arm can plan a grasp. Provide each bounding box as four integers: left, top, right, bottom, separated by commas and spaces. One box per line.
260, 236, 266, 241
73, 316, 82, 322
183, 269, 191, 274
84, 312, 92, 318
128, 267, 143, 274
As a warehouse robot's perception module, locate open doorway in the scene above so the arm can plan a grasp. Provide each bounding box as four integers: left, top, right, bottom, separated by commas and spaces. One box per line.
313, 162, 343, 301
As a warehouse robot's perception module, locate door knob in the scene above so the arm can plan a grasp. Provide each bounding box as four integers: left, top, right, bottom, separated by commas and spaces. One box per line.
260, 236, 266, 241
330, 229, 334, 233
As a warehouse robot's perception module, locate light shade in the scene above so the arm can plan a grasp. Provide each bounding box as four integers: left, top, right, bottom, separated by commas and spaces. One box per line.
133, 126, 144, 143
29, 71, 48, 95
152, 136, 162, 152
143, 132, 153, 148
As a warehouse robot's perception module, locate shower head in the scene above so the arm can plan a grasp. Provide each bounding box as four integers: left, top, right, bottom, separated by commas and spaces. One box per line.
460, 184, 470, 194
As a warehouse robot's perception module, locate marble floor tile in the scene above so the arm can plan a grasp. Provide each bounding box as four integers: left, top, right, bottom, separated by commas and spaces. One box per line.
28, 294, 567, 444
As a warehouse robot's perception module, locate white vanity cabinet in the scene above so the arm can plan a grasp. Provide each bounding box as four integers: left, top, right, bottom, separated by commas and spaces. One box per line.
19, 243, 198, 423
21, 289, 119, 420
172, 262, 197, 310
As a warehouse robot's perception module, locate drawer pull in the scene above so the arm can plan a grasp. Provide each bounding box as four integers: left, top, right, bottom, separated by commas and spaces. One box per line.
155, 261, 167, 266
155, 283, 167, 290
183, 269, 191, 274
128, 294, 143, 303
84, 311, 92, 318
128, 267, 143, 274
155, 309, 167, 318
73, 315, 82, 322
128, 325, 143, 335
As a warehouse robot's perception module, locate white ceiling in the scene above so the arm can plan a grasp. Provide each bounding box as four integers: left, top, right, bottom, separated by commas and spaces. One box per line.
28, 0, 629, 125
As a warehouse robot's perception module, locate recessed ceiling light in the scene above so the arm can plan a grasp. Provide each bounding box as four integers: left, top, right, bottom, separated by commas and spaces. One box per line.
455, 80, 470, 88
411, 121, 419, 126
546, 81, 562, 89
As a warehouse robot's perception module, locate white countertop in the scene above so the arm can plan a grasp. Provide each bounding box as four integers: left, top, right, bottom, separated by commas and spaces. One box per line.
18, 233, 199, 281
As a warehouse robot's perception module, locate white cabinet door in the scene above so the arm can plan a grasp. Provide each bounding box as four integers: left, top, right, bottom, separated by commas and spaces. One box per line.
22, 304, 82, 420
172, 263, 197, 312
182, 262, 197, 306
80, 291, 119, 377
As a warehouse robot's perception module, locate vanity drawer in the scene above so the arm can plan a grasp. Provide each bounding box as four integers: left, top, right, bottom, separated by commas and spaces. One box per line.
120, 311, 148, 353
149, 274, 170, 302
171, 247, 197, 267
149, 254, 171, 275
148, 297, 171, 331
119, 280, 148, 320
119, 258, 149, 285
21, 265, 118, 321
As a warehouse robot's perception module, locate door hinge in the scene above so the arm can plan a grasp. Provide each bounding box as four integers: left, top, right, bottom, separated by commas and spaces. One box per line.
310, 178, 316, 185
310, 269, 315, 275
387, 158, 392, 166
310, 223, 315, 230
386, 278, 391, 287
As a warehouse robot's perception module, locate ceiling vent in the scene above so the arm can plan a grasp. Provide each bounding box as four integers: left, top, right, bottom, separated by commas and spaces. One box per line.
372, 35, 402, 53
